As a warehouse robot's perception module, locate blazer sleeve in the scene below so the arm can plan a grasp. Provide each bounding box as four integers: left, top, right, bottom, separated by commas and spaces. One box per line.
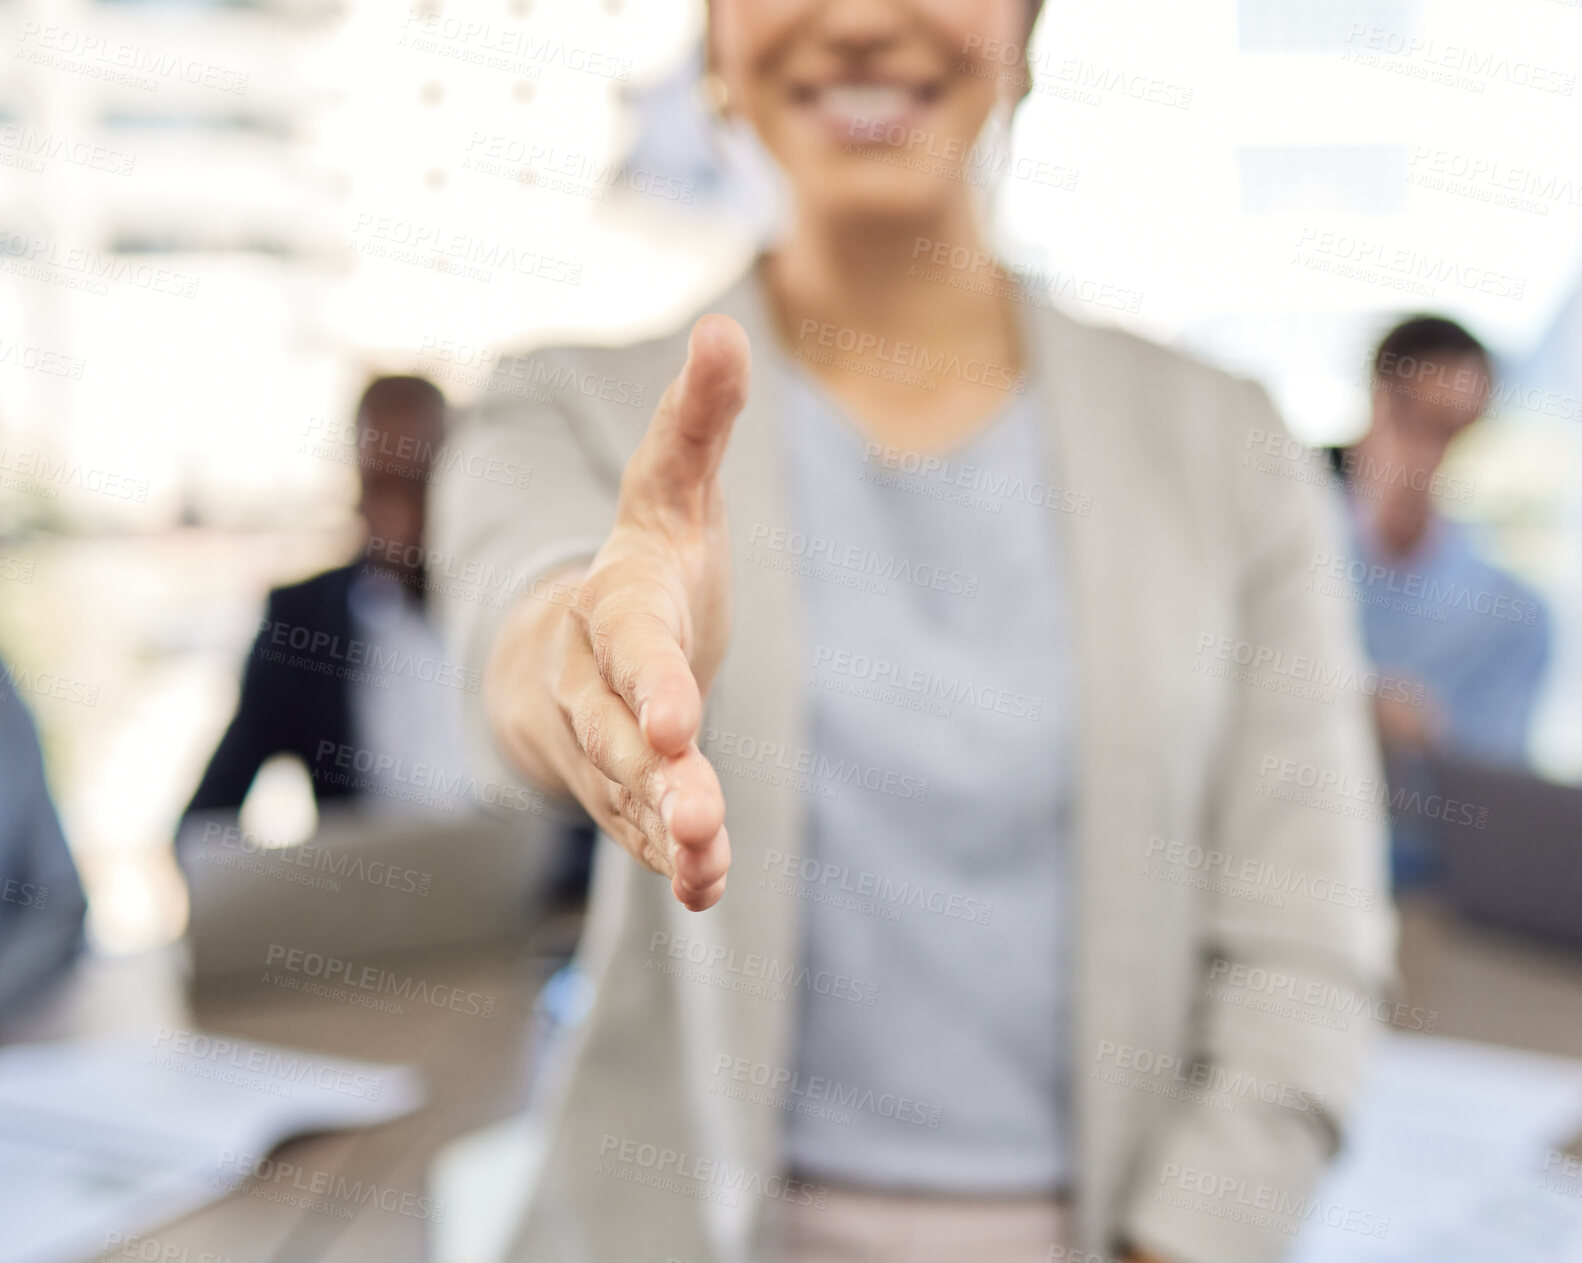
427, 351, 629, 809
1120, 382, 1398, 1263
182, 592, 291, 820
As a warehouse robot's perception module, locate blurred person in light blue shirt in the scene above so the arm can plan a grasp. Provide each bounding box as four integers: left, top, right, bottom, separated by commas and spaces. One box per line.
0, 658, 88, 1014
1328, 315, 1552, 884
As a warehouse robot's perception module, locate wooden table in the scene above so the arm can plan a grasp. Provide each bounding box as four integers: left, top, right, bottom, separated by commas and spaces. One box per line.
7, 896, 1582, 1262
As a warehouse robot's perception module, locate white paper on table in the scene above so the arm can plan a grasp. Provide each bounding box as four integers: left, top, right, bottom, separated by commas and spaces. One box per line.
429, 1113, 543, 1263
0, 1030, 425, 1263
1289, 1034, 1582, 1262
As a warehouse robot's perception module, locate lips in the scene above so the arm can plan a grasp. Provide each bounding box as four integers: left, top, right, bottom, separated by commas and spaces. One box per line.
790, 78, 945, 141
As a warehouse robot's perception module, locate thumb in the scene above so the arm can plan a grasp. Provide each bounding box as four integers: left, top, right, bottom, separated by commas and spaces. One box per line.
624, 314, 751, 514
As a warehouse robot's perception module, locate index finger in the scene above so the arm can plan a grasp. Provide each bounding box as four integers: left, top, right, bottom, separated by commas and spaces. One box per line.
583, 579, 701, 758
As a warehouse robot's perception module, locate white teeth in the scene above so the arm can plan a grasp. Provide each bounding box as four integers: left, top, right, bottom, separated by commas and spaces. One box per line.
817, 84, 914, 120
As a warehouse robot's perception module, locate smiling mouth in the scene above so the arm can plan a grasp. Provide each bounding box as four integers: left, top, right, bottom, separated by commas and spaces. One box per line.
790, 79, 946, 134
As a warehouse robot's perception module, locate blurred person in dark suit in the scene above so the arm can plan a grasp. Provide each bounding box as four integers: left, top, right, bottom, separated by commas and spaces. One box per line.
0, 659, 88, 1014
1327, 316, 1552, 884
183, 376, 472, 824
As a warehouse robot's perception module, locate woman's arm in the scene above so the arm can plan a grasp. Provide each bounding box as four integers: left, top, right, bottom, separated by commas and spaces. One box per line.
436, 315, 750, 911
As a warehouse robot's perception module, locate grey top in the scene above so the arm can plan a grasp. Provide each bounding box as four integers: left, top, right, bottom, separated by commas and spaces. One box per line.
774, 362, 1072, 1193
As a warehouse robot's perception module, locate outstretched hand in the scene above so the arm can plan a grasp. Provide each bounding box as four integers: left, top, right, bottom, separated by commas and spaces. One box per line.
487, 315, 750, 911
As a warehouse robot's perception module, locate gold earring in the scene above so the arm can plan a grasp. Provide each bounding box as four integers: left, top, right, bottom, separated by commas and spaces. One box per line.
699, 71, 731, 117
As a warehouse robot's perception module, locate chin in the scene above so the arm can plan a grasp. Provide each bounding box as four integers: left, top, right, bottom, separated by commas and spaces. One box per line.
792, 149, 976, 224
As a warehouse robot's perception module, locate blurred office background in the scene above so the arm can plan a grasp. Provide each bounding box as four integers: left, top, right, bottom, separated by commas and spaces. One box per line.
2, 0, 1581, 957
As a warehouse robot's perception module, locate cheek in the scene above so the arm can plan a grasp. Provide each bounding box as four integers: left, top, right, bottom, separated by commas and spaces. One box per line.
709, 1, 781, 100
942, 4, 1031, 76
709, 0, 742, 50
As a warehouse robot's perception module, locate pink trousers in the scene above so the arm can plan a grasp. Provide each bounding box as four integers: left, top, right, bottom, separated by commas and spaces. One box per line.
771, 1185, 1072, 1263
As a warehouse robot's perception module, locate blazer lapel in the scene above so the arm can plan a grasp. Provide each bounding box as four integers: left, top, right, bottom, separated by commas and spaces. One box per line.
1025, 301, 1154, 1247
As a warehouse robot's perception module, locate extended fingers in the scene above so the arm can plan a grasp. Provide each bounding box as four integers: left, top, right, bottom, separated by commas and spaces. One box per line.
671, 825, 731, 911
558, 634, 724, 853
584, 588, 701, 758
570, 744, 730, 912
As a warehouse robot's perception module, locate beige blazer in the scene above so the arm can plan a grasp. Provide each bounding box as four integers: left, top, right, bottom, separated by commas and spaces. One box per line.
430, 262, 1396, 1263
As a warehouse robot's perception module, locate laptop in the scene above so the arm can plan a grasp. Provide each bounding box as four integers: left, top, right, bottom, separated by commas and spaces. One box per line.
1434, 757, 1582, 948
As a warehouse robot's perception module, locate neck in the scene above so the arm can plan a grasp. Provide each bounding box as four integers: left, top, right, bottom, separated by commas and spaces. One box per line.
764, 195, 1017, 359
1362, 487, 1433, 558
